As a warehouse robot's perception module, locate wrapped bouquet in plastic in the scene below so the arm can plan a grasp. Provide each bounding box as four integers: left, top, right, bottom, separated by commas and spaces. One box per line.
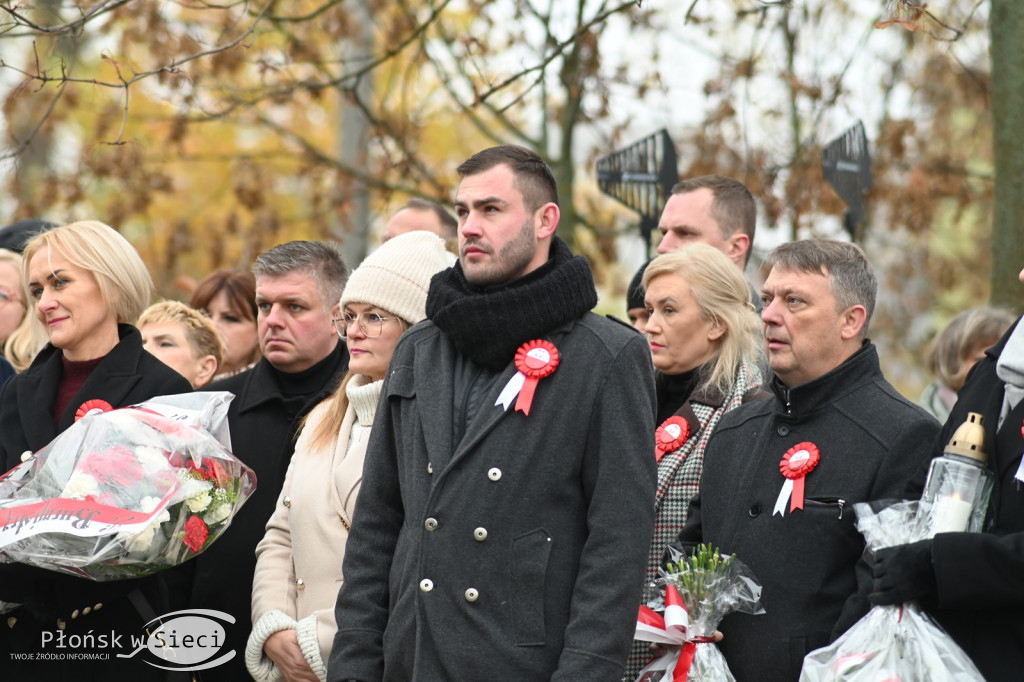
634, 543, 764, 682
0, 392, 256, 581
799, 500, 985, 681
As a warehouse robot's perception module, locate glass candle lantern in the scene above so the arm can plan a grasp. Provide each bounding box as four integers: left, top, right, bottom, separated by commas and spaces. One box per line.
921, 412, 994, 535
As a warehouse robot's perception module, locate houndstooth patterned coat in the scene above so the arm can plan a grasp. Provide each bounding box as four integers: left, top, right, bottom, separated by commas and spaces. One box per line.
624, 360, 768, 681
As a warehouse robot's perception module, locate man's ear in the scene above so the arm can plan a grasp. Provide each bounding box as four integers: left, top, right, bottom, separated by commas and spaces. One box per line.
194, 355, 219, 388
726, 232, 750, 267
535, 202, 560, 240
839, 304, 868, 341
329, 301, 341, 326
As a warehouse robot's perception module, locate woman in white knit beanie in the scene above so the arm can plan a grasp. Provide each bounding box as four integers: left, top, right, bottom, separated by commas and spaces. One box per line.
247, 231, 455, 682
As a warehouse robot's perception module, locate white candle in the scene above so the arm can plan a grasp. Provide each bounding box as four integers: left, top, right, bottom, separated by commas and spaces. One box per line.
930, 495, 973, 534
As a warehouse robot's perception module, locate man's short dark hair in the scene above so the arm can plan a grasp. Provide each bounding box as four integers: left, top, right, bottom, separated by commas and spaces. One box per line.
766, 239, 877, 333
672, 175, 756, 246
456, 145, 558, 214
403, 198, 458, 239
252, 241, 349, 314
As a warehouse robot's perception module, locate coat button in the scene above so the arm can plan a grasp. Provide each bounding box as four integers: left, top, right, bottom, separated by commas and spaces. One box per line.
487, 467, 502, 481
427, 462, 433, 474
473, 527, 488, 542
748, 504, 761, 517
424, 517, 438, 531
777, 424, 791, 436
296, 579, 305, 590
465, 588, 479, 602
283, 496, 292, 508
420, 578, 434, 592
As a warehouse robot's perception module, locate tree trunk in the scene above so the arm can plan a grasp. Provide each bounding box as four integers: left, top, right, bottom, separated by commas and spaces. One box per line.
989, 0, 1024, 308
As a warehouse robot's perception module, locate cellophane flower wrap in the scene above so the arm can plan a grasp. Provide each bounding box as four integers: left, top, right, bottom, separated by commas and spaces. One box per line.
0, 392, 255, 582
799, 500, 985, 681
634, 544, 764, 682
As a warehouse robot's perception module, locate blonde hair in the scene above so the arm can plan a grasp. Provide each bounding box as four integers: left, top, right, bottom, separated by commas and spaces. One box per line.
643, 243, 765, 396
0, 248, 47, 371
138, 300, 224, 369
21, 220, 154, 324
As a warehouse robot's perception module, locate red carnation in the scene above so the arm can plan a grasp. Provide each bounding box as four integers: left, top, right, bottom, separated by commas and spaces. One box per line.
183, 516, 209, 553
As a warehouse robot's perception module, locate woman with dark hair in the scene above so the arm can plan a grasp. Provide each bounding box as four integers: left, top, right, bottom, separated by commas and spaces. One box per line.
0, 220, 192, 680
190, 269, 261, 379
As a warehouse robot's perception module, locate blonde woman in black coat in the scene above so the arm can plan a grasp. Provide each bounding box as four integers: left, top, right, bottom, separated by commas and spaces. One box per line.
0, 220, 191, 681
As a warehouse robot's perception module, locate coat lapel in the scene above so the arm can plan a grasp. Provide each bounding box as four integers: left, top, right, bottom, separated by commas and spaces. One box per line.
17, 348, 61, 450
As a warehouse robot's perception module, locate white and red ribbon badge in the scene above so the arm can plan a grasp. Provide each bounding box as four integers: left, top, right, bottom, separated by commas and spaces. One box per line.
494, 340, 559, 416
656, 416, 690, 462
773, 441, 820, 516
75, 399, 113, 421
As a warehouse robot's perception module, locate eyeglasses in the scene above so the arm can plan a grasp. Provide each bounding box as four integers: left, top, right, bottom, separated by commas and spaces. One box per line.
0, 289, 18, 308
333, 312, 397, 339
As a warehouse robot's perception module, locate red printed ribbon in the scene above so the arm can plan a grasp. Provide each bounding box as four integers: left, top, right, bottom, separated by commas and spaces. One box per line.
75, 399, 113, 422
779, 442, 820, 512
513, 340, 559, 415
656, 416, 690, 461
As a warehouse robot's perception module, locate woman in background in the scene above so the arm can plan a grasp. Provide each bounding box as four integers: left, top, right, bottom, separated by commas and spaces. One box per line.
625, 244, 769, 680
0, 220, 192, 680
247, 232, 453, 682
190, 268, 261, 379
919, 306, 1015, 422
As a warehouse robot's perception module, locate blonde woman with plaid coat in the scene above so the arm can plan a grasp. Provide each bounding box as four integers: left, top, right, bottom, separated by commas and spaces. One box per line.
624, 244, 768, 681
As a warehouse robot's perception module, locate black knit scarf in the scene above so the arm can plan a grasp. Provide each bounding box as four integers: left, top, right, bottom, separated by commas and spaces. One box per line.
426, 237, 598, 371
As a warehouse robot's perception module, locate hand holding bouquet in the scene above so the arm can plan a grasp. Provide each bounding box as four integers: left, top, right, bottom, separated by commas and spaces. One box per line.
0, 392, 256, 581
634, 544, 763, 682
799, 500, 984, 681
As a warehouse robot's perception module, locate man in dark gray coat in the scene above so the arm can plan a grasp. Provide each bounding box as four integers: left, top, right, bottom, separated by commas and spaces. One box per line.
328, 145, 657, 682
676, 239, 939, 681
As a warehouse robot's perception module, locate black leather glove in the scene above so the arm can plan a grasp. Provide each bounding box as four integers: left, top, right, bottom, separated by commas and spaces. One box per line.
869, 539, 937, 606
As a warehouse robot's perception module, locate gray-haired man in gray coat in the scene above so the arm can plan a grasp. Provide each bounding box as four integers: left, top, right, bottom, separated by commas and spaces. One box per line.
328, 145, 657, 682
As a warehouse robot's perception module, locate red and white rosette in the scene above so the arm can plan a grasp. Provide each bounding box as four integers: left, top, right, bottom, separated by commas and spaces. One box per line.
773, 441, 821, 516
494, 339, 559, 416
656, 416, 690, 462
75, 399, 113, 421
634, 584, 712, 682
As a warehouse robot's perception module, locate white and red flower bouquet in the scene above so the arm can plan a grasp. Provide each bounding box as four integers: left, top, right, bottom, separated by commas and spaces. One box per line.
634, 544, 764, 682
0, 392, 255, 581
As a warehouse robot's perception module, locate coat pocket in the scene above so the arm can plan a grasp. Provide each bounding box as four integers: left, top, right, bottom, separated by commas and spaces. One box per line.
510, 528, 552, 646
385, 364, 415, 400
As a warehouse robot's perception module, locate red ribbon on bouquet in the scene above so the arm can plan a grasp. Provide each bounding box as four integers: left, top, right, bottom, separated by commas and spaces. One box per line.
634, 584, 714, 682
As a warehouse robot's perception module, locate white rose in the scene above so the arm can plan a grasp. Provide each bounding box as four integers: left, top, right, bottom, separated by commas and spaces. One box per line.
187, 491, 212, 513
203, 503, 231, 525
136, 446, 169, 476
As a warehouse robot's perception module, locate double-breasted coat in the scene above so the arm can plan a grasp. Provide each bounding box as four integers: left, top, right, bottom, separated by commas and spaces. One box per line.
0, 324, 193, 681
678, 343, 940, 682
328, 313, 657, 682
907, 317, 1024, 682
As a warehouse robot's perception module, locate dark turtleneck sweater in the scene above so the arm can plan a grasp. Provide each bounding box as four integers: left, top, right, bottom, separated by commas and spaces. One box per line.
656, 368, 700, 425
